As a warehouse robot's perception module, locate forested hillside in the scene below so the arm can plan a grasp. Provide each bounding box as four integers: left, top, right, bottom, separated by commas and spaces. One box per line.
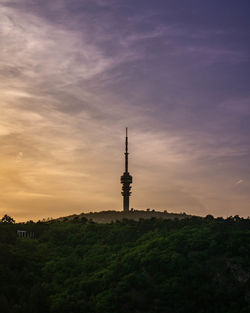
0, 215, 249, 313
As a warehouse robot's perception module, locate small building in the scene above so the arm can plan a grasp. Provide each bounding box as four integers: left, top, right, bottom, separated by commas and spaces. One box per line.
17, 230, 35, 238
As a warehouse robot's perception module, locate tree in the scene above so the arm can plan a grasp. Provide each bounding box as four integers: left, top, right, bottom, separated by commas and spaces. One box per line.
1, 214, 15, 224
205, 214, 214, 221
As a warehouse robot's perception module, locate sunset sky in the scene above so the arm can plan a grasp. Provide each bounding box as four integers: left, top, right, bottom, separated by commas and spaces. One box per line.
1, 0, 250, 221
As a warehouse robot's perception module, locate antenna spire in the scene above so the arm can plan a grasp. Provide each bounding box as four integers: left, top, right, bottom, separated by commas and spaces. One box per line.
125, 127, 128, 172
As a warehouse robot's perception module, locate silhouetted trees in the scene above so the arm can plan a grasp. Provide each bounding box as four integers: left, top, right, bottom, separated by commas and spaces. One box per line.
0, 216, 249, 313
0, 214, 15, 224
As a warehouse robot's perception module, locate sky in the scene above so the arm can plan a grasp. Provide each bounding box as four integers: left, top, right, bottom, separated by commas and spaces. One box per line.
0, 0, 250, 221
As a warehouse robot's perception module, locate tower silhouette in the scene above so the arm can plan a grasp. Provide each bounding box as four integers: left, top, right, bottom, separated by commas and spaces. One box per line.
121, 128, 133, 211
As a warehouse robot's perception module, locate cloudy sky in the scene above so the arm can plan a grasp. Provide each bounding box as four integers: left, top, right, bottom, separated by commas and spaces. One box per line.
1, 0, 250, 221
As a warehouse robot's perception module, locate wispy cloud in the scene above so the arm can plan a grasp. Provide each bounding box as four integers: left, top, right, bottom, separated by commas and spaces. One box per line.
0, 0, 250, 220
235, 179, 244, 185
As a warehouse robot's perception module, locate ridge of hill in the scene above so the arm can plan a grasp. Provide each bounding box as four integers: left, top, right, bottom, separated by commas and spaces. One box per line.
56, 209, 192, 223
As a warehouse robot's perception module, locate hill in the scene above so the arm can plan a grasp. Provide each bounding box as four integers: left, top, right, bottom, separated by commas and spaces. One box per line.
57, 209, 191, 223
0, 215, 249, 313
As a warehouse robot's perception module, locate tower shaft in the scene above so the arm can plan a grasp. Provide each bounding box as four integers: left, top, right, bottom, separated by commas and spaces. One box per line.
125, 128, 128, 172
121, 128, 132, 211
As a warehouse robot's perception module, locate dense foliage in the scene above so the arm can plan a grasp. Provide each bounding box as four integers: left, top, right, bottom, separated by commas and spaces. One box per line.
0, 215, 250, 313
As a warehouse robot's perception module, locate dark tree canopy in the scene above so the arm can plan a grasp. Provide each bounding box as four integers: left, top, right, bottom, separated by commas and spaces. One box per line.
0, 216, 249, 313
